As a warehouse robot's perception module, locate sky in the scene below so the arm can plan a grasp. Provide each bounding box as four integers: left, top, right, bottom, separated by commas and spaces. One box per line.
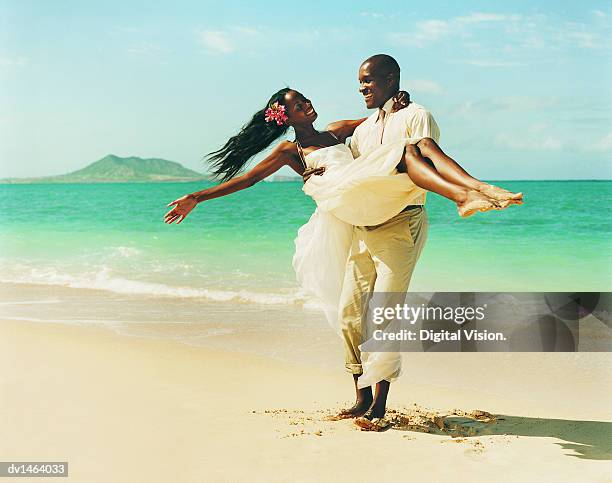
1, 0, 611, 180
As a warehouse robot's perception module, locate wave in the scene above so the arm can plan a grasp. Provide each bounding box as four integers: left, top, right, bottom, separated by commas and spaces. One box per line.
109, 246, 142, 258
0, 265, 318, 307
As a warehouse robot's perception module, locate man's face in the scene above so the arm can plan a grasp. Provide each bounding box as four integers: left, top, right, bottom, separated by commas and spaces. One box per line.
358, 62, 393, 109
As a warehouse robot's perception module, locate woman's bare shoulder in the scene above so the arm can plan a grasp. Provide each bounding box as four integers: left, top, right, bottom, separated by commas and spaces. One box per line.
274, 140, 298, 155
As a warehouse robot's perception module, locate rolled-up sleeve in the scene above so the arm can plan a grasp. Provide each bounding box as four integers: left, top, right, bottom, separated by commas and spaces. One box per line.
411, 110, 440, 143
349, 127, 361, 158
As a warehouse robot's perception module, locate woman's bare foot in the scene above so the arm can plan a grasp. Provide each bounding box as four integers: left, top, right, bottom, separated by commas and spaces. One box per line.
497, 197, 524, 209
457, 190, 500, 218
477, 183, 523, 202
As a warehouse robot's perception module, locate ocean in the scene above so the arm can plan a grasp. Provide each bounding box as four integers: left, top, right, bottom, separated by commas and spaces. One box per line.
1, 180, 610, 303
1, 180, 609, 360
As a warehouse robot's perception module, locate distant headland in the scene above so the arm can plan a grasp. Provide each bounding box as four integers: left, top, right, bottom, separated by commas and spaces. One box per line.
0, 155, 212, 184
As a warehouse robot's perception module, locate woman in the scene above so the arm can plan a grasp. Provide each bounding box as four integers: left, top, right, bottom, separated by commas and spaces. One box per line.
164, 88, 521, 225
163, 86, 522, 356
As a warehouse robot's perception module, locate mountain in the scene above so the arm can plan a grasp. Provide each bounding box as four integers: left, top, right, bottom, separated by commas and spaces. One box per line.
0, 155, 210, 184
270, 174, 301, 182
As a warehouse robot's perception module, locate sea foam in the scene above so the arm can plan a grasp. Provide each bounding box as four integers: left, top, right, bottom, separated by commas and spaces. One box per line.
0, 264, 310, 306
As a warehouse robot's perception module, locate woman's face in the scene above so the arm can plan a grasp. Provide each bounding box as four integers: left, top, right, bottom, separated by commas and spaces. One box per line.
282, 90, 317, 126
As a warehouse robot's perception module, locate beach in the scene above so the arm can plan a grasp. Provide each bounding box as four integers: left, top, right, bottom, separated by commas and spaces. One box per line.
5, 0, 612, 479
1, 181, 611, 481
2, 283, 612, 482
2, 318, 611, 482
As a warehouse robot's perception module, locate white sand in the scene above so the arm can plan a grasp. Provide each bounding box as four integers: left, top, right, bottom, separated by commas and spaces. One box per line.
1, 318, 611, 482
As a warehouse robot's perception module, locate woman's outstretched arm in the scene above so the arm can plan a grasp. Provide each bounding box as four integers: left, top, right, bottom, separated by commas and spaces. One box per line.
164, 141, 298, 224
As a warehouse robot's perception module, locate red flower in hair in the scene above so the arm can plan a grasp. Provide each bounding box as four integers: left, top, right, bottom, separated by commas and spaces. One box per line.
264, 102, 288, 126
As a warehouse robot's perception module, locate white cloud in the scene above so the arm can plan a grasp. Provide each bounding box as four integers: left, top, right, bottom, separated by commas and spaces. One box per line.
564, 30, 597, 49
0, 56, 28, 68
361, 12, 383, 19
454, 97, 560, 118
387, 11, 609, 64
494, 123, 567, 151
496, 126, 612, 154
388, 12, 522, 48
233, 26, 260, 35
455, 13, 521, 24
540, 137, 564, 150
551, 18, 611, 51
360, 12, 396, 20
195, 25, 321, 54
495, 132, 564, 151
388, 20, 450, 47
197, 30, 235, 54
127, 42, 165, 56
588, 132, 612, 152
419, 20, 450, 39
407, 79, 444, 94
458, 59, 523, 67
285, 30, 321, 44
504, 130, 612, 154
110, 26, 141, 34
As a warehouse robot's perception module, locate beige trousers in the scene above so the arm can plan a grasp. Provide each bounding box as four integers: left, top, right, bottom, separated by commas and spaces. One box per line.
338, 206, 429, 379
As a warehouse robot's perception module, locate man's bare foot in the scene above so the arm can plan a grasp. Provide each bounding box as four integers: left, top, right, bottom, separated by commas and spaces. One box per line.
326, 398, 373, 421
354, 406, 391, 431
457, 190, 500, 217
477, 183, 523, 202
354, 417, 391, 431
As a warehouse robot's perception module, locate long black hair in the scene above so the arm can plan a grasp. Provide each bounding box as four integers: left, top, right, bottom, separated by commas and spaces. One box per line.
205, 87, 292, 182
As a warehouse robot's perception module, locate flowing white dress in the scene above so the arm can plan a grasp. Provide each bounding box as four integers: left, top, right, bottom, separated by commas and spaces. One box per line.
292, 138, 425, 388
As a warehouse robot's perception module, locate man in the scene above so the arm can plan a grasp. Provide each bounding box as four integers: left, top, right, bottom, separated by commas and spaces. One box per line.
305, 54, 440, 431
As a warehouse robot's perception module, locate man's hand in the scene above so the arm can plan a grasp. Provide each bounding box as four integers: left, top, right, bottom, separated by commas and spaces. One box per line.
391, 91, 411, 113
302, 167, 325, 183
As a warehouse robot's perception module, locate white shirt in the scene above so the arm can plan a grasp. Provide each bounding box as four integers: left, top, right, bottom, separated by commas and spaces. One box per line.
349, 98, 440, 205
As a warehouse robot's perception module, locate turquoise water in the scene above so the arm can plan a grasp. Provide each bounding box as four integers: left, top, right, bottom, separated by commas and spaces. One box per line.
0, 180, 610, 304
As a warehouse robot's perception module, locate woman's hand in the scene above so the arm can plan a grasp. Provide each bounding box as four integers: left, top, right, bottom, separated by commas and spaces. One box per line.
391, 91, 411, 113
164, 194, 198, 224
302, 166, 325, 183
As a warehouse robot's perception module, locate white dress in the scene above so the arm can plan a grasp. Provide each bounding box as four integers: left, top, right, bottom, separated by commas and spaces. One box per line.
292, 138, 425, 388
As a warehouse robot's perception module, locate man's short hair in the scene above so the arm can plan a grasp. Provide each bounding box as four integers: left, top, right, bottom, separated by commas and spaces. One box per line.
362, 54, 400, 79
